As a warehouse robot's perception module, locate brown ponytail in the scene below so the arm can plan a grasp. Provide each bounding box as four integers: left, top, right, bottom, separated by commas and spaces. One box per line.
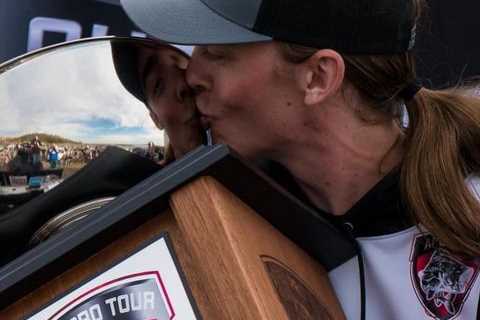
278, 0, 480, 257
402, 88, 480, 256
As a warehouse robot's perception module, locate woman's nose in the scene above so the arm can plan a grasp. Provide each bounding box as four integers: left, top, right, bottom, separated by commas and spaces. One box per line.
186, 48, 209, 95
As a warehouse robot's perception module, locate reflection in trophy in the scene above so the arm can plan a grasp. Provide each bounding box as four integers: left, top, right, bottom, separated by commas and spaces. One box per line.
0, 134, 64, 214
0, 38, 206, 217
113, 41, 206, 162
0, 38, 211, 265
0, 133, 116, 214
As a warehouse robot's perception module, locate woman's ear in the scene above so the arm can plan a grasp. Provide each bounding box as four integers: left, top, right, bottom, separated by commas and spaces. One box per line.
300, 49, 345, 106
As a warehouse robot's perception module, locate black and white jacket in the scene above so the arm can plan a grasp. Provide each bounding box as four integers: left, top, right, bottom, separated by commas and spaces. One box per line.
325, 172, 480, 320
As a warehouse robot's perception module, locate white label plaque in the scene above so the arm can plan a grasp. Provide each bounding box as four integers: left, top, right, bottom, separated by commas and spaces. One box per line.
27, 234, 199, 320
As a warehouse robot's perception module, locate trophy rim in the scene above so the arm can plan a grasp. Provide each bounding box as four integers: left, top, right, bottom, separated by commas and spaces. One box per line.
29, 196, 116, 245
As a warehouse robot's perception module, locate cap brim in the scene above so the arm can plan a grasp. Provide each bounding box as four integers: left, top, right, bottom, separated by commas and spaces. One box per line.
121, 0, 272, 45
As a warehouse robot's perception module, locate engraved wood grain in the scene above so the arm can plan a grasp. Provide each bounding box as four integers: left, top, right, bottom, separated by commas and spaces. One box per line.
263, 256, 333, 320
170, 176, 346, 320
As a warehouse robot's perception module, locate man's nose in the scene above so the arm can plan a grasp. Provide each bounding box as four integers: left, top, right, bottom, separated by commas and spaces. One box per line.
186, 48, 209, 95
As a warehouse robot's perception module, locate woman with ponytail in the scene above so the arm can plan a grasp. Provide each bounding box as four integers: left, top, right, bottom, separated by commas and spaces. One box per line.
122, 0, 480, 318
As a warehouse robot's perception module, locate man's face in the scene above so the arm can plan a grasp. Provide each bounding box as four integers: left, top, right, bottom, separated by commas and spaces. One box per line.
140, 45, 205, 158
139, 46, 192, 130
186, 42, 305, 162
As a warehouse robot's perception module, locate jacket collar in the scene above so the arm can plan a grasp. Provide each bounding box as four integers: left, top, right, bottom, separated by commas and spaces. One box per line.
265, 162, 413, 238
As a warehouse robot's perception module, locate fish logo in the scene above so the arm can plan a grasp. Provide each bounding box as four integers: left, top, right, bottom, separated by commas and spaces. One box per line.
410, 234, 480, 320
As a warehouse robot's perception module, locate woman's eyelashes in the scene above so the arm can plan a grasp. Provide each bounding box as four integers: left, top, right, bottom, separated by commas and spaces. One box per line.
203, 46, 226, 61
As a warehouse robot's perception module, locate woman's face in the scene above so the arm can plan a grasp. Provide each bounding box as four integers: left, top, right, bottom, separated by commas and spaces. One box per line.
186, 42, 306, 162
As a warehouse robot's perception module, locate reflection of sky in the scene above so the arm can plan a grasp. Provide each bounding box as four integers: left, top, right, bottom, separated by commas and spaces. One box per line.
67, 117, 152, 143
0, 41, 164, 145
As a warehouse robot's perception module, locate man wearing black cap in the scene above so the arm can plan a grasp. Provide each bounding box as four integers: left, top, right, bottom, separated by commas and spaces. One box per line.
121, 0, 480, 319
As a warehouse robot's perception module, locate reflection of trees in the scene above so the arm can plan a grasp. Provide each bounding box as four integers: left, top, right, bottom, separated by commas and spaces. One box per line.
1, 133, 79, 145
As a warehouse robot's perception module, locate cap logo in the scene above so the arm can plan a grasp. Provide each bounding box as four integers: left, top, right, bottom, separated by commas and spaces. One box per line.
408, 24, 417, 50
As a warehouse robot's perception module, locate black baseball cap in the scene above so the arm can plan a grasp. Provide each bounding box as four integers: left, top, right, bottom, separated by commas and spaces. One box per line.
121, 0, 417, 54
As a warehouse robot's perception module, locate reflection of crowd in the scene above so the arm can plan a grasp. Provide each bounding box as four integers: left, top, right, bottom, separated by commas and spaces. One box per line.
0, 145, 16, 168
130, 141, 165, 162
0, 138, 165, 171
0, 138, 106, 170
0, 137, 47, 170
60, 145, 103, 167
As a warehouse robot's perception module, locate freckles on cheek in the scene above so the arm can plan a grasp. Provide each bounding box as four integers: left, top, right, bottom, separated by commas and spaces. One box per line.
215, 86, 246, 112
229, 74, 267, 104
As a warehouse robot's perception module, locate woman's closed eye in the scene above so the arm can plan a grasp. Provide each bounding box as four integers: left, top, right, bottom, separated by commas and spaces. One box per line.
202, 46, 226, 61
153, 78, 166, 97
145, 70, 166, 100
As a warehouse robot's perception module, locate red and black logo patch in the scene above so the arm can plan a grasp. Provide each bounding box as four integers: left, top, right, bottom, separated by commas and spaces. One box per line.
410, 234, 480, 320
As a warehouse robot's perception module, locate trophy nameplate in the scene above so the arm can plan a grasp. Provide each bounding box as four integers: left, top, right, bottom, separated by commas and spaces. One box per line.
27, 233, 199, 320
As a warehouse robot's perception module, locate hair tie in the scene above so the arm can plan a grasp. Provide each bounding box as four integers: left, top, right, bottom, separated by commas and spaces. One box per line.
400, 82, 422, 102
